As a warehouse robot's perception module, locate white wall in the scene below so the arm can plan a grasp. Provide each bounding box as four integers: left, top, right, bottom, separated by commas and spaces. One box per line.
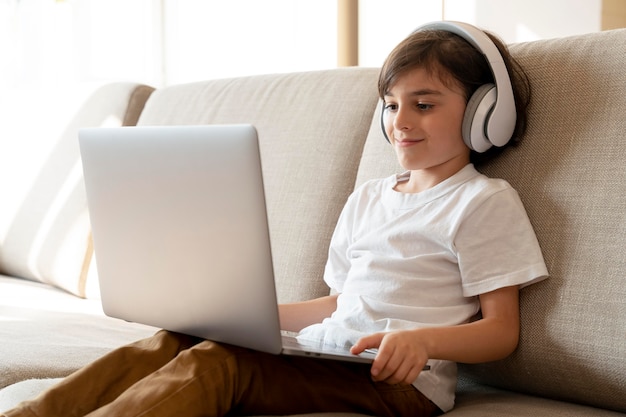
443, 0, 602, 43
358, 0, 603, 67
161, 0, 337, 85
0, 0, 338, 178
358, 0, 443, 67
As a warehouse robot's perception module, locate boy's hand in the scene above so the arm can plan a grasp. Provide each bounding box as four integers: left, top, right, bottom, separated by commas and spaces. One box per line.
351, 330, 429, 385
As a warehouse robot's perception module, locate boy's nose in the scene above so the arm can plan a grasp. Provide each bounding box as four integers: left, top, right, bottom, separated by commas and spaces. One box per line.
393, 108, 415, 132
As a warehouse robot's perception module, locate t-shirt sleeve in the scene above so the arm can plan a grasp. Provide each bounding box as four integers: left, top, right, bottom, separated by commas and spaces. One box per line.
323, 215, 352, 293
455, 187, 548, 297
322, 189, 361, 293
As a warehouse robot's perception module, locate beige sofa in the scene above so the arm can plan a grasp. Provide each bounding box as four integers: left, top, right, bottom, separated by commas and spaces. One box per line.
1, 28, 625, 416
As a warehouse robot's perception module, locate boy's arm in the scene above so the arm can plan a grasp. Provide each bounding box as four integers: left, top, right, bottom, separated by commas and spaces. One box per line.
351, 285, 520, 385
278, 294, 339, 332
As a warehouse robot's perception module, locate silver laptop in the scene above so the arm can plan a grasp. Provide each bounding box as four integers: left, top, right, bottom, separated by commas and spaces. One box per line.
78, 124, 376, 364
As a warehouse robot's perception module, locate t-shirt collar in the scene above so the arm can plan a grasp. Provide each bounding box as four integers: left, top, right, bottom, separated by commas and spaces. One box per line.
385, 164, 480, 209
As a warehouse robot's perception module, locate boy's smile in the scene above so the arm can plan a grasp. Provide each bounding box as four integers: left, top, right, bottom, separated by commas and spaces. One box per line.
383, 68, 471, 192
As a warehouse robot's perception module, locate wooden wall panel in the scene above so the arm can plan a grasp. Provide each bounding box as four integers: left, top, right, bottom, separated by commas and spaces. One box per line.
602, 0, 626, 30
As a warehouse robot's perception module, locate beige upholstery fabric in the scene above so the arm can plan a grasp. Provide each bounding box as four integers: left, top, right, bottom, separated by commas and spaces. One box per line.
122, 85, 156, 126
354, 100, 403, 186
449, 384, 625, 417
0, 83, 153, 298
138, 68, 380, 303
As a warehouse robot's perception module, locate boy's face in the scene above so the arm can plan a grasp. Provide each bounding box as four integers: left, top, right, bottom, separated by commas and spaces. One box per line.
383, 67, 470, 179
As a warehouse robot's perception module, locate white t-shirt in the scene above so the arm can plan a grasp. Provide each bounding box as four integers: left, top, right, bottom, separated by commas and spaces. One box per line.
299, 164, 548, 412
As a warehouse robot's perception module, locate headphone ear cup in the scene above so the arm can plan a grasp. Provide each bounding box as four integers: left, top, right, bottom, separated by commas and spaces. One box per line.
462, 83, 496, 153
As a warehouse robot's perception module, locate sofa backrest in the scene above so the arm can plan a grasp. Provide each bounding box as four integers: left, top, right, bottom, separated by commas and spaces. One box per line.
0, 83, 154, 298
358, 29, 626, 413
137, 68, 380, 303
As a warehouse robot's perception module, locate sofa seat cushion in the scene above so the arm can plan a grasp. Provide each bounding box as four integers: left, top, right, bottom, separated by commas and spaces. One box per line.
0, 378, 63, 412
0, 275, 157, 389
447, 383, 626, 417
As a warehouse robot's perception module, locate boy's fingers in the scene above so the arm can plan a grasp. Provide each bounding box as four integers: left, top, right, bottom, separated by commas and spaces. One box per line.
350, 333, 383, 354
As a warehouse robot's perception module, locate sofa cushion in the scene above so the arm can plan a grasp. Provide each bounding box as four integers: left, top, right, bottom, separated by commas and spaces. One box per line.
0, 378, 64, 412
0, 275, 157, 390
0, 83, 154, 298
448, 382, 625, 417
137, 68, 380, 303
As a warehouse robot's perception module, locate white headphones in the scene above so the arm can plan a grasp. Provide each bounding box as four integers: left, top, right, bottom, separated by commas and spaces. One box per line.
381, 21, 517, 153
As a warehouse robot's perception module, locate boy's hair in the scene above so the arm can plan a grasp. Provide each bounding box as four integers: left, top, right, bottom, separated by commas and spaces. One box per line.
378, 27, 531, 165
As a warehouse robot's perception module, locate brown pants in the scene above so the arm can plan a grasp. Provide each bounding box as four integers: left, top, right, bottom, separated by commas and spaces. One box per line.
4, 330, 441, 417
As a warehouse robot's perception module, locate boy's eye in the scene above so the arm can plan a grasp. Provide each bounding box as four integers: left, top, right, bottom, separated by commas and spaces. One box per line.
383, 102, 433, 112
